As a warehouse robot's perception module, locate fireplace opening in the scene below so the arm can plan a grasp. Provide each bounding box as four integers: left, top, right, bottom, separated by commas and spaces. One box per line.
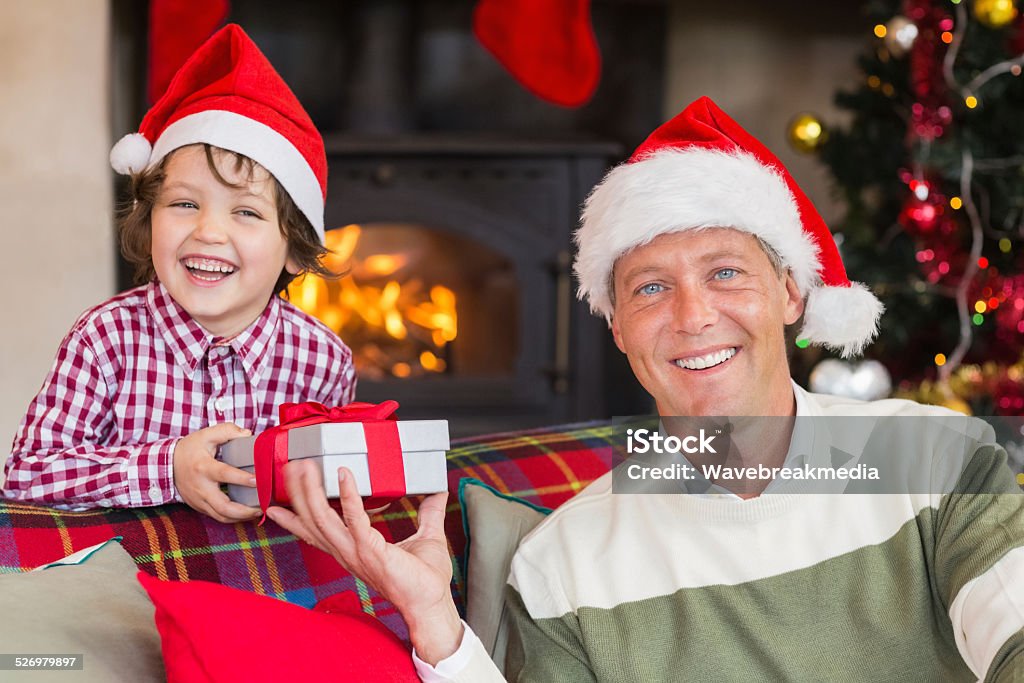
287, 222, 519, 382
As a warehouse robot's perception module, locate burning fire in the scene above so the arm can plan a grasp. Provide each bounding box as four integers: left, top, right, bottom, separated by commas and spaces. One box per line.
286, 224, 458, 379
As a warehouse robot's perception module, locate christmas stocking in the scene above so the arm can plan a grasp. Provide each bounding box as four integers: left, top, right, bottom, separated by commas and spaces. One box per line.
148, 0, 230, 104
473, 0, 601, 108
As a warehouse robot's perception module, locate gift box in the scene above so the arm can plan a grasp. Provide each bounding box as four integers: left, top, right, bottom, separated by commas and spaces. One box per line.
219, 418, 450, 507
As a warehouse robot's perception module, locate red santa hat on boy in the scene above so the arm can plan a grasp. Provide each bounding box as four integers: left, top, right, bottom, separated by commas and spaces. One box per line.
574, 96, 883, 358
110, 23, 327, 242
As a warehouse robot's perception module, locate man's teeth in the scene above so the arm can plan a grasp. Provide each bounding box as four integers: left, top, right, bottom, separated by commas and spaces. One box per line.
675, 348, 736, 370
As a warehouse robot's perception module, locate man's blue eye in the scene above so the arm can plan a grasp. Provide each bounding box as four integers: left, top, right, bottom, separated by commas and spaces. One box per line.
639, 283, 663, 295
714, 269, 737, 280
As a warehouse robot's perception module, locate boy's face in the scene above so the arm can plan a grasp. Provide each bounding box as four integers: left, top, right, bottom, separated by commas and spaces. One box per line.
610, 228, 804, 417
151, 145, 297, 338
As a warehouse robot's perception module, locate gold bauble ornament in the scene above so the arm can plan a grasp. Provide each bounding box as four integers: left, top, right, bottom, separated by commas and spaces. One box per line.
938, 395, 973, 415
883, 15, 918, 57
934, 380, 973, 415
973, 0, 1018, 29
787, 113, 828, 154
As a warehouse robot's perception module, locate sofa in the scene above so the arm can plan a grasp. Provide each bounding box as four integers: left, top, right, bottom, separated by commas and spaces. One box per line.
0, 421, 620, 679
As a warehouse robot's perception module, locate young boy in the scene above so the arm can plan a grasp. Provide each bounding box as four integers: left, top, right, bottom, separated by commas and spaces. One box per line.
2, 24, 356, 523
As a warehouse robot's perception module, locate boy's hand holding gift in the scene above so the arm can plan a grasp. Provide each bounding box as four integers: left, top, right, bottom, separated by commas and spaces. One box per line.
173, 423, 261, 524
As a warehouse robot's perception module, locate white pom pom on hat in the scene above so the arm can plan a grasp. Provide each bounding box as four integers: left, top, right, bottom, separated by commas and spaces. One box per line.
574, 96, 883, 359
109, 133, 153, 175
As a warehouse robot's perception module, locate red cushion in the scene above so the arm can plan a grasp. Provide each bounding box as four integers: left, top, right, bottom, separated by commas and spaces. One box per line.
137, 572, 419, 683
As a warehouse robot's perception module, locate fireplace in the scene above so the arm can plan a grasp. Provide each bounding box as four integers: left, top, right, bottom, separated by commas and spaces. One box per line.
111, 0, 667, 435
288, 135, 619, 436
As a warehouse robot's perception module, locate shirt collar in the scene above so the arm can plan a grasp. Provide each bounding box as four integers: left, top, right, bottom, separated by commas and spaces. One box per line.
148, 281, 211, 378
226, 294, 280, 384
666, 381, 810, 497
792, 379, 817, 417
147, 281, 280, 383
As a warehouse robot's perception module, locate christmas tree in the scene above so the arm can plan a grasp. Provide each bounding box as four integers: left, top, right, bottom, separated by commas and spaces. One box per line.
800, 0, 1024, 415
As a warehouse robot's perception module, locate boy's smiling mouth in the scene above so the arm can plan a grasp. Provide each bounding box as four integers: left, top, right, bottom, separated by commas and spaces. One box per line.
181, 256, 238, 282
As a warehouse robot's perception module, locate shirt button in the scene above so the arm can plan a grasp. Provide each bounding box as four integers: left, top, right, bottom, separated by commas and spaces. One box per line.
214, 396, 232, 412
148, 486, 162, 500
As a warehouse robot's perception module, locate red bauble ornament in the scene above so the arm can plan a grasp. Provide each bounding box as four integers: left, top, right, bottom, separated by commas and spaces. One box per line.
917, 240, 968, 285
900, 181, 946, 236
900, 196, 941, 234
1010, 12, 1024, 54
994, 273, 1024, 340
969, 267, 1001, 301
993, 377, 1024, 416
904, 0, 953, 142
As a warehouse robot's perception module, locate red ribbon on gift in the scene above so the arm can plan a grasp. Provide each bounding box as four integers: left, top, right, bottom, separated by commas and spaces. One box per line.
253, 400, 404, 524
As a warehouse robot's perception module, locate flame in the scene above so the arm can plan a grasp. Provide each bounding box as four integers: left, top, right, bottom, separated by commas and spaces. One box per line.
286, 224, 458, 377
384, 309, 407, 340
364, 254, 407, 277
419, 350, 445, 372
297, 275, 327, 311
329, 224, 361, 262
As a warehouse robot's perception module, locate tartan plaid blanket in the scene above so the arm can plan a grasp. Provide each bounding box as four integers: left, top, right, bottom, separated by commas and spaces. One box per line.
0, 422, 617, 641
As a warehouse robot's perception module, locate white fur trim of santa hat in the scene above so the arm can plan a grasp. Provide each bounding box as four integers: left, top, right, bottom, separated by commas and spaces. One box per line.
110, 110, 325, 241
150, 110, 325, 240
574, 147, 883, 359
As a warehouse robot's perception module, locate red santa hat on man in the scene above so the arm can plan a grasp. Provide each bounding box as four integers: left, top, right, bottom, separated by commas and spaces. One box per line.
109, 23, 327, 242
574, 96, 883, 358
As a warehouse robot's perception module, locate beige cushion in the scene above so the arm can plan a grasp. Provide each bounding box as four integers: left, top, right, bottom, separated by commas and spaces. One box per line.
0, 539, 164, 682
461, 480, 549, 673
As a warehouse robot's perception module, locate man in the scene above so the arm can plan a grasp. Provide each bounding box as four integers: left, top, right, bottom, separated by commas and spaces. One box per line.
268, 97, 1024, 681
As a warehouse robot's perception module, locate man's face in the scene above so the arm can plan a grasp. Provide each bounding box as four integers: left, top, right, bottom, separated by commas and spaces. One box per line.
611, 228, 804, 417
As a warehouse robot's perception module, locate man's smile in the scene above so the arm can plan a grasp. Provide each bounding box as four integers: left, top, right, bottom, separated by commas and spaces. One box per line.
672, 346, 738, 371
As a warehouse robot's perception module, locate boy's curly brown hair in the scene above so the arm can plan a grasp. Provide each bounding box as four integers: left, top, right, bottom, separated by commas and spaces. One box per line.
118, 143, 333, 294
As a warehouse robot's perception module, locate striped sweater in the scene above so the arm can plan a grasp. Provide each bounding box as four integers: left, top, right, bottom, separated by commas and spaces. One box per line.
440, 387, 1024, 682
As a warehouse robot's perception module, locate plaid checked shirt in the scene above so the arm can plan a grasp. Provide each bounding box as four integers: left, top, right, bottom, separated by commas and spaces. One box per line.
4, 281, 356, 510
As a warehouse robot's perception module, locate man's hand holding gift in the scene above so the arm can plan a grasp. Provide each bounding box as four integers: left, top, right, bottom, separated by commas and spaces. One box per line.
267, 462, 465, 666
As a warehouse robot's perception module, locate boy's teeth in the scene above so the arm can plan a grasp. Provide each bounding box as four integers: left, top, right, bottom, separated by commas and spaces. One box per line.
675, 347, 736, 370
183, 258, 236, 277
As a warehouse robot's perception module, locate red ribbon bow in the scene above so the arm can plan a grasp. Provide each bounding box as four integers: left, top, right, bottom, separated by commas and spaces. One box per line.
254, 400, 403, 524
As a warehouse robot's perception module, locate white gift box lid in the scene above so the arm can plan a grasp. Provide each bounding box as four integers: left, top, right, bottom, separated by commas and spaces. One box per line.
219, 420, 449, 468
